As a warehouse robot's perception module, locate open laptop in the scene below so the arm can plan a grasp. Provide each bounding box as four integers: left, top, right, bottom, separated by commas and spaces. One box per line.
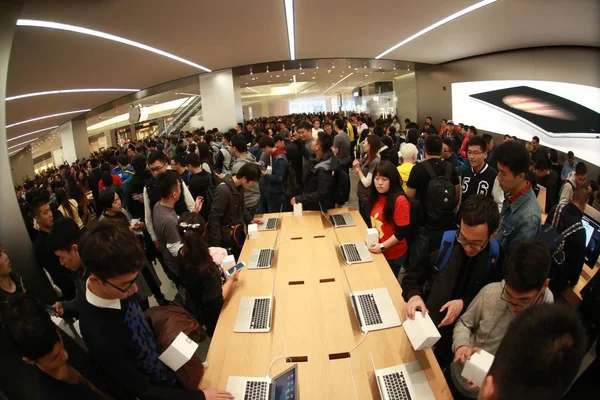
226, 364, 298, 400
349, 288, 401, 333
329, 212, 356, 228
258, 204, 283, 231
248, 227, 281, 269
234, 278, 276, 333
370, 354, 435, 400
321, 203, 372, 265
582, 213, 600, 268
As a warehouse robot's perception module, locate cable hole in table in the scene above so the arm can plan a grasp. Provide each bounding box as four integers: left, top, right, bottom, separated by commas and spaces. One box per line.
319, 278, 336, 283
313, 235, 326, 238
286, 356, 308, 363
288, 281, 305, 285
328, 352, 351, 360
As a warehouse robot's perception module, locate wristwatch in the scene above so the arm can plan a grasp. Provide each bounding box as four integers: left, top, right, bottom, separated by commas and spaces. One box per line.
380, 244, 386, 252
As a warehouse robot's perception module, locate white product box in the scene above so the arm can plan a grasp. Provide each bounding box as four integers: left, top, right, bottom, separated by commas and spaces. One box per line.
265, 166, 272, 174
402, 312, 441, 350
293, 202, 303, 216
366, 228, 379, 247
159, 331, 199, 371
222, 254, 236, 271
461, 349, 494, 387
248, 223, 258, 239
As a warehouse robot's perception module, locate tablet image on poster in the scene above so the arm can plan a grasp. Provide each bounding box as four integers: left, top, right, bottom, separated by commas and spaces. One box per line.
452, 80, 600, 166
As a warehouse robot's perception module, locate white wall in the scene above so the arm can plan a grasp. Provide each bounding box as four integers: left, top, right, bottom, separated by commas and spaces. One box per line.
268, 98, 290, 116
199, 69, 244, 131
394, 72, 417, 123
59, 119, 89, 163
9, 150, 35, 184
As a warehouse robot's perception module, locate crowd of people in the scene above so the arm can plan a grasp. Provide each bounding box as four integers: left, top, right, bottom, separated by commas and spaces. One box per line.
3, 111, 599, 399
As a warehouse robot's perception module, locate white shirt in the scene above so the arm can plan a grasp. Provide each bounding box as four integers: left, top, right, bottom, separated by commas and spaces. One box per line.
85, 278, 121, 310
312, 128, 323, 138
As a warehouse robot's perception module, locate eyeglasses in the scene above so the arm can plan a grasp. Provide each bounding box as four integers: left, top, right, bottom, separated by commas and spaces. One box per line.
150, 163, 166, 173
500, 283, 541, 311
455, 231, 489, 251
102, 274, 138, 294
467, 151, 484, 157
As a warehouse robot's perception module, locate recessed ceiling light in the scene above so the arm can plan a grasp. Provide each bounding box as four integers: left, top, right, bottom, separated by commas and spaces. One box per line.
6, 109, 91, 129
17, 19, 212, 72
365, 74, 368, 77
327, 70, 331, 73
276, 75, 280, 77
7, 125, 58, 142
268, 81, 271, 83
375, 0, 499, 59
312, 77, 315, 79
6, 88, 139, 101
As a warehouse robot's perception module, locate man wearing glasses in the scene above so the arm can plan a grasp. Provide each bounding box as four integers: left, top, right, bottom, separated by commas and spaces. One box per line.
78, 223, 232, 400
401, 194, 500, 368
460, 136, 504, 210
449, 240, 554, 399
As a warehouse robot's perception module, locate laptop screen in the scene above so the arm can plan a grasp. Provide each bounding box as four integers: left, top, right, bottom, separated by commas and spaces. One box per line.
272, 364, 297, 400
582, 213, 600, 267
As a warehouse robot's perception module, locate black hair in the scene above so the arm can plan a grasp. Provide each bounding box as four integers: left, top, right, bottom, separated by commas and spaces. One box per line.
406, 129, 419, 146
131, 154, 147, 172
185, 152, 201, 168
488, 303, 587, 400
108, 156, 118, 166
424, 135, 442, 156
575, 162, 587, 176
204, 134, 214, 144
388, 125, 397, 135
442, 138, 455, 152
98, 187, 118, 211
223, 131, 233, 143
90, 158, 99, 168
495, 141, 530, 177
532, 135, 540, 143
80, 223, 145, 280
3, 296, 60, 360
156, 170, 180, 199
404, 118, 410, 123
482, 133, 493, 145
48, 217, 80, 252
368, 161, 404, 224
179, 212, 219, 277
381, 135, 394, 148
567, 151, 574, 157
535, 158, 549, 171
373, 126, 384, 137
505, 240, 551, 292
235, 163, 261, 182
459, 194, 500, 235
147, 151, 168, 166
117, 154, 129, 167
100, 163, 109, 173
426, 116, 432, 120
55, 187, 76, 220
172, 153, 185, 166
467, 125, 478, 135
466, 136, 487, 153
273, 134, 284, 143
231, 135, 247, 153
316, 132, 333, 153
334, 119, 345, 130
237, 122, 243, 129
101, 171, 113, 189
299, 121, 312, 131
258, 135, 275, 149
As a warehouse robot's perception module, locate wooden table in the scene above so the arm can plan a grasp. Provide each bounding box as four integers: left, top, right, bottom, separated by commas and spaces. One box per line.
200, 209, 452, 399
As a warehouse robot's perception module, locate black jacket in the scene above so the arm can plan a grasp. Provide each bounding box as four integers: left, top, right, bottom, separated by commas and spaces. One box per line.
88, 167, 102, 205
546, 203, 587, 287
285, 140, 303, 187
295, 151, 339, 211
124, 169, 152, 220
208, 175, 251, 246
539, 171, 560, 213
401, 241, 495, 326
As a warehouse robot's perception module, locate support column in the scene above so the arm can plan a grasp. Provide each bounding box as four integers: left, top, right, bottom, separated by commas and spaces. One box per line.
199, 69, 243, 131
104, 130, 114, 147
59, 119, 89, 164
394, 72, 417, 124
9, 149, 35, 184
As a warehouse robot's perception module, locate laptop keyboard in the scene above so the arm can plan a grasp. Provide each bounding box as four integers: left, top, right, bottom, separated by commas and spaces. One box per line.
343, 243, 361, 263
244, 381, 268, 400
332, 214, 347, 226
266, 218, 278, 230
383, 372, 412, 400
249, 298, 270, 330
257, 249, 274, 268
357, 294, 383, 325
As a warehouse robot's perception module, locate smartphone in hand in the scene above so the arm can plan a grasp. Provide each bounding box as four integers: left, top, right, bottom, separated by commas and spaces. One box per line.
227, 262, 246, 276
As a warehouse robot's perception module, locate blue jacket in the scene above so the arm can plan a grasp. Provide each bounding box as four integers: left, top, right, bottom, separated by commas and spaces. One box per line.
262, 153, 288, 194
497, 186, 541, 251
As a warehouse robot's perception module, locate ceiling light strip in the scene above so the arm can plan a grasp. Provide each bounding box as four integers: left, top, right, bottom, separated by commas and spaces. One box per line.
7, 125, 58, 142
8, 148, 25, 157
375, 0, 499, 59
246, 87, 260, 94
6, 88, 140, 101
283, 0, 296, 60
6, 109, 91, 128
17, 19, 212, 72
323, 73, 354, 94
8, 137, 38, 150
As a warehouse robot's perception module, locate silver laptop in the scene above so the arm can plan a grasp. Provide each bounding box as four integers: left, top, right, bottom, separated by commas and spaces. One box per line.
321, 203, 372, 265
350, 288, 401, 333
329, 212, 356, 228
226, 364, 298, 400
258, 204, 283, 231
248, 227, 281, 269
370, 354, 435, 400
234, 296, 273, 333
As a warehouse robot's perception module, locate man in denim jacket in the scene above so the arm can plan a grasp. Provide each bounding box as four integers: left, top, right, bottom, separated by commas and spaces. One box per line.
495, 141, 541, 251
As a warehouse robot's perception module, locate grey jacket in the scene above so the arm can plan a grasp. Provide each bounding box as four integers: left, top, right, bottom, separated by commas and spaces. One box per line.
496, 186, 540, 251
451, 281, 553, 397
558, 171, 583, 206
232, 152, 260, 208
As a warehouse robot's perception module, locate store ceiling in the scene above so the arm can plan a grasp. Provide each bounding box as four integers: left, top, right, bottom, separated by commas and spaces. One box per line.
5, 0, 599, 148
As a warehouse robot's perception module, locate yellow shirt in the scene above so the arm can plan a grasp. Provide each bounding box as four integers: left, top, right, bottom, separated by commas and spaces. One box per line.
397, 163, 414, 192
346, 122, 355, 142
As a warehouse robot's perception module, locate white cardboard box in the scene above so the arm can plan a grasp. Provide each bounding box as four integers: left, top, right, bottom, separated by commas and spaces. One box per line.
366, 228, 379, 247
293, 202, 303, 216
159, 331, 199, 371
402, 312, 441, 350
248, 223, 258, 239
461, 349, 494, 387
222, 254, 236, 271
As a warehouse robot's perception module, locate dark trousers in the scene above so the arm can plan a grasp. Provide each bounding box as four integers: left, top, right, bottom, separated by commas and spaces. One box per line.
407, 227, 444, 273
358, 199, 371, 228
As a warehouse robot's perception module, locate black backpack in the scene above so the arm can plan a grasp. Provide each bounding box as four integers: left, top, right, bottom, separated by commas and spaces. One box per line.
333, 167, 350, 206
421, 161, 457, 229
273, 153, 298, 198
538, 204, 584, 278
400, 193, 421, 245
